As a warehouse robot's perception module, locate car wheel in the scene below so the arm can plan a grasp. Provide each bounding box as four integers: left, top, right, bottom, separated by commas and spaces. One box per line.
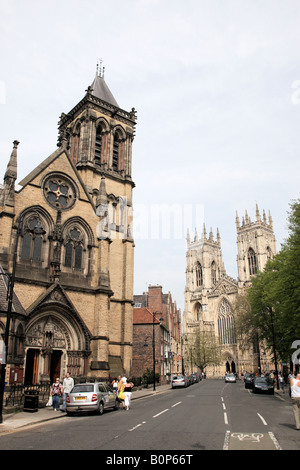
97, 401, 104, 415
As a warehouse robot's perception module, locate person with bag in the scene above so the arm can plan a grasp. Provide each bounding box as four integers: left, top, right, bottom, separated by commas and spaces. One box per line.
51, 378, 63, 411
117, 375, 125, 409
124, 379, 134, 411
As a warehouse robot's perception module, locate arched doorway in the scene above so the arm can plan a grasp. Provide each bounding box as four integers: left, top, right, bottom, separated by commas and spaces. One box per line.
224, 353, 236, 375
24, 311, 89, 384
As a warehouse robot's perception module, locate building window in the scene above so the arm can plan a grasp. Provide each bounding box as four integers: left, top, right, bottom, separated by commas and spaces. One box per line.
63, 227, 83, 270
95, 126, 103, 166
43, 174, 77, 211
218, 299, 236, 345
71, 124, 80, 164
248, 248, 258, 275
211, 261, 216, 285
20, 215, 45, 262
196, 303, 202, 321
196, 262, 203, 287
112, 134, 120, 171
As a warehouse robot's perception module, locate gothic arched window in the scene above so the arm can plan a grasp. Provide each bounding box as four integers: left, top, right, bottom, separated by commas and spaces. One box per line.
196, 262, 203, 287
71, 123, 80, 164
20, 214, 45, 262
63, 227, 83, 270
95, 125, 103, 166
218, 299, 236, 345
112, 133, 120, 171
211, 261, 216, 285
248, 248, 258, 275
196, 303, 202, 321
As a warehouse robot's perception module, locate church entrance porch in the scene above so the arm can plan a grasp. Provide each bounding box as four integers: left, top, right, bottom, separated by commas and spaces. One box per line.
24, 308, 90, 385
226, 360, 236, 374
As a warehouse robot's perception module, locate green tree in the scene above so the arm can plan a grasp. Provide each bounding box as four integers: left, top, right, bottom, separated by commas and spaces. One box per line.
189, 328, 222, 372
248, 198, 300, 363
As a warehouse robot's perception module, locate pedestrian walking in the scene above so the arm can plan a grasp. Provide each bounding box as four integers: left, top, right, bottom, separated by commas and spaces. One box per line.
279, 373, 285, 393
112, 378, 118, 393
51, 378, 63, 411
290, 373, 300, 430
61, 371, 74, 412
117, 375, 125, 408
124, 379, 134, 411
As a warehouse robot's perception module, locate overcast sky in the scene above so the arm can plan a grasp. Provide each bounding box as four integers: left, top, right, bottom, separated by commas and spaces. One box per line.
0, 0, 299, 311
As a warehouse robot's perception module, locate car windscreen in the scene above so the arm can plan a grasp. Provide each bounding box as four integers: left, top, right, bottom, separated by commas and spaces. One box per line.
72, 385, 94, 393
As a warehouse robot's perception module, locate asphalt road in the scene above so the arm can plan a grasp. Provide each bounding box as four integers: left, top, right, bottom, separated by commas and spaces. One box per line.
0, 379, 299, 453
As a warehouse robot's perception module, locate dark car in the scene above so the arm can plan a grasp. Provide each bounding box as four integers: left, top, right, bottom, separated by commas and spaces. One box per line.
244, 374, 255, 389
191, 373, 200, 383
252, 376, 274, 395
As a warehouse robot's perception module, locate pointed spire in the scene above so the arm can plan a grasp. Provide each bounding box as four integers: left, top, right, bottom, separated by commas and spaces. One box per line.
202, 223, 207, 241
268, 210, 273, 229
235, 211, 240, 230
194, 228, 198, 242
217, 227, 221, 246
263, 209, 267, 224
4, 140, 19, 181
209, 227, 213, 242
245, 210, 249, 225
3, 140, 19, 207
256, 204, 261, 223
90, 62, 119, 107
96, 175, 108, 208
186, 228, 190, 244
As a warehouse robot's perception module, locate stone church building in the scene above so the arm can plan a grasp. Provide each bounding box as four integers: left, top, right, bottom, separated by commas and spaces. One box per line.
0, 67, 136, 385
183, 206, 277, 377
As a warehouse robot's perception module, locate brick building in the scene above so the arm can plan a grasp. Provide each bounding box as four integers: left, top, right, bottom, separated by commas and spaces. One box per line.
133, 285, 182, 382
0, 67, 137, 385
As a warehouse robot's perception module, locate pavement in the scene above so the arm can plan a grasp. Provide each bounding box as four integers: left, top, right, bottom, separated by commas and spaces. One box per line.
0, 383, 172, 434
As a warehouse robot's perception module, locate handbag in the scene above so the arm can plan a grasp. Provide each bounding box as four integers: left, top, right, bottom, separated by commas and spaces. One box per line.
118, 390, 125, 400
46, 396, 53, 406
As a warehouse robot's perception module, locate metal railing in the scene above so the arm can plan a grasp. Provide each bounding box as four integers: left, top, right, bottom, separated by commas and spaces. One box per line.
5, 382, 51, 407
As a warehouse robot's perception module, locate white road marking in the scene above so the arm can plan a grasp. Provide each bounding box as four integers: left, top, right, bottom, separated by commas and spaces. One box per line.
171, 401, 182, 408
268, 432, 282, 450
153, 409, 169, 418
257, 413, 268, 426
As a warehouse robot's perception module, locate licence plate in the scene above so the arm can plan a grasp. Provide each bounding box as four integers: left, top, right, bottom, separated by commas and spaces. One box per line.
75, 396, 86, 400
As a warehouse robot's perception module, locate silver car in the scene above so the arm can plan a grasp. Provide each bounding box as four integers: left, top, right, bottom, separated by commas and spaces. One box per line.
225, 373, 236, 383
172, 375, 188, 388
66, 382, 119, 415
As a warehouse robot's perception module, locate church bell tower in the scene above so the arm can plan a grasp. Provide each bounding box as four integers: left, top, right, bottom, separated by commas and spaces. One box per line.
236, 204, 276, 287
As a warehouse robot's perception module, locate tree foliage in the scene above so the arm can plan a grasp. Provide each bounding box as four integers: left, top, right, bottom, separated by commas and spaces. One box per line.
248, 199, 300, 363
188, 328, 222, 372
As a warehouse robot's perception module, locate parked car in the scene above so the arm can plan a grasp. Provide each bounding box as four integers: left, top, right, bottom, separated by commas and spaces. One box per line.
66, 382, 119, 415
191, 373, 200, 383
171, 375, 189, 388
188, 375, 195, 385
244, 374, 255, 389
225, 373, 236, 383
252, 376, 274, 395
